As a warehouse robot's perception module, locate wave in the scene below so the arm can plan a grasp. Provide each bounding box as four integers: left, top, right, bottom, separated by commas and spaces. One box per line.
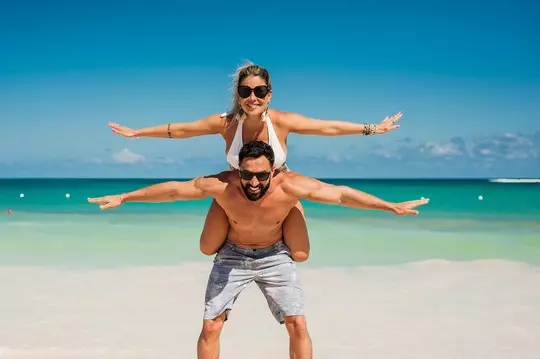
489, 178, 540, 183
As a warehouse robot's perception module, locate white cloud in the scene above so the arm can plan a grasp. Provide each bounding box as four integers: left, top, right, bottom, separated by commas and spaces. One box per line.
472, 133, 539, 160
87, 157, 103, 164
154, 156, 179, 165
479, 149, 491, 155
111, 148, 145, 164
327, 152, 342, 163
371, 145, 399, 159
82, 151, 182, 167
421, 141, 463, 156
371, 132, 539, 163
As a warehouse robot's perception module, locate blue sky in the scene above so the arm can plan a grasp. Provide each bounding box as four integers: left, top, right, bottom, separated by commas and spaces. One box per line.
1, 0, 539, 178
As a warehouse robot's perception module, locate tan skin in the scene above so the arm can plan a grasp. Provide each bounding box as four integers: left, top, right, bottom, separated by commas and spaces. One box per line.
87, 160, 428, 245
108, 75, 402, 261
88, 155, 428, 359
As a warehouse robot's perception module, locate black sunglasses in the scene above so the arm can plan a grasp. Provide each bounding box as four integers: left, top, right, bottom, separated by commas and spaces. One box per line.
237, 85, 269, 99
239, 170, 271, 181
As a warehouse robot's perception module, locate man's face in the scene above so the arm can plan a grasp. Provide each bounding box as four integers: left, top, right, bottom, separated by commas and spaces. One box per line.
239, 156, 273, 201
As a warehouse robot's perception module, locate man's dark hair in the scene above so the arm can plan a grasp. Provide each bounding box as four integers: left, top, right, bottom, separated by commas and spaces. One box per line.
238, 140, 275, 166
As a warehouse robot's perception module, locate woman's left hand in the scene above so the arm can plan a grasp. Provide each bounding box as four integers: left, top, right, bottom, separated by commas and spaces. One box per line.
376, 112, 402, 134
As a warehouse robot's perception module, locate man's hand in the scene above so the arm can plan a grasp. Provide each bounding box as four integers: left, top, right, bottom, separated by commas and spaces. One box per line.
392, 198, 429, 215
88, 195, 123, 210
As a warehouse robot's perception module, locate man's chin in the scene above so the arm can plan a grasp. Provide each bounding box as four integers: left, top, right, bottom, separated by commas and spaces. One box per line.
246, 193, 263, 201
243, 188, 263, 201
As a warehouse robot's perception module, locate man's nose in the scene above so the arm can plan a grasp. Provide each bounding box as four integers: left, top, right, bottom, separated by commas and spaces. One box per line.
249, 177, 260, 186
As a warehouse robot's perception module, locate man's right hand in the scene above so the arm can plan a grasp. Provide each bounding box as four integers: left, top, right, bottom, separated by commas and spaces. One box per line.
88, 195, 124, 210
393, 198, 430, 215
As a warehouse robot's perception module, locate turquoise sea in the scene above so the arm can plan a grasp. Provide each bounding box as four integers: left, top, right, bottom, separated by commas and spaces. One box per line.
1, 178, 539, 268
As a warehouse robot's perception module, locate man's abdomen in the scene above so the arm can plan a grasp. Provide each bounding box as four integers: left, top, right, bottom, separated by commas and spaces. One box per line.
226, 223, 284, 248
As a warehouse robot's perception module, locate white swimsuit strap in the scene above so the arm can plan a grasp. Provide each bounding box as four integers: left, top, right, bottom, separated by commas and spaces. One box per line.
264, 112, 286, 156
262, 112, 274, 144
226, 117, 244, 168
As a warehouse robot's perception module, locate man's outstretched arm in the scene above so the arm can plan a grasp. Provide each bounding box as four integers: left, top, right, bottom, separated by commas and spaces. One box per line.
281, 174, 429, 215
88, 174, 228, 210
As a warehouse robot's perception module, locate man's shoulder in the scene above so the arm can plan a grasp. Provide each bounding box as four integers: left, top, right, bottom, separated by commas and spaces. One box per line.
196, 170, 237, 191
278, 171, 311, 193
211, 170, 237, 180
280, 171, 307, 182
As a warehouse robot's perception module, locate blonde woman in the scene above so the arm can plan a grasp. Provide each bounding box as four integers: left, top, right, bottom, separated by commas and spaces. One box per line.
109, 62, 402, 261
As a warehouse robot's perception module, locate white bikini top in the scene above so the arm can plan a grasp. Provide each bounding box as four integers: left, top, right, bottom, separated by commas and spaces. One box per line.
222, 111, 287, 170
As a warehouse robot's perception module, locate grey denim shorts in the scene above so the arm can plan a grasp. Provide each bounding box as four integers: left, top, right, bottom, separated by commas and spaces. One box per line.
203, 240, 305, 324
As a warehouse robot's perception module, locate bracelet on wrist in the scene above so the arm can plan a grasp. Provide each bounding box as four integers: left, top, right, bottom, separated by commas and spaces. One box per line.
362, 123, 378, 135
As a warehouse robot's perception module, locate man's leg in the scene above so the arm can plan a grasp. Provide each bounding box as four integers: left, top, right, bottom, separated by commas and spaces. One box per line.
284, 315, 312, 359
254, 243, 312, 359
198, 245, 254, 359
197, 312, 227, 359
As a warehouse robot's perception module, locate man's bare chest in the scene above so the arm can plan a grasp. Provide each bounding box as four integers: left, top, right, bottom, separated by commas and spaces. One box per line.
218, 189, 295, 226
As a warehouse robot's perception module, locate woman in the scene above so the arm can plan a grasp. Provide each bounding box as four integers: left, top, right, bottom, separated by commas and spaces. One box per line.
109, 62, 402, 261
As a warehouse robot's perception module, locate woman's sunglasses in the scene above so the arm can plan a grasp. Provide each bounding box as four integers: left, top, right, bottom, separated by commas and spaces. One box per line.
237, 85, 269, 99
239, 170, 271, 181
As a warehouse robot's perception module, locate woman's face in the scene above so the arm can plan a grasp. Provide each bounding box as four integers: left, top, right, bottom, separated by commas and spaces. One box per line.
237, 75, 272, 117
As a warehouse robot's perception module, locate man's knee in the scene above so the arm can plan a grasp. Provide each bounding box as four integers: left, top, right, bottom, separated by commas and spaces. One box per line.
200, 314, 226, 340
284, 315, 309, 338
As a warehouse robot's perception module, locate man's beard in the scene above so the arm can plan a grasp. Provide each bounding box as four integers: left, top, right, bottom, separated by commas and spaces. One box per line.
241, 182, 270, 201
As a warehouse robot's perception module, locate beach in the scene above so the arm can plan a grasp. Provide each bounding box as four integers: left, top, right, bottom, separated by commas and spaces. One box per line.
1, 178, 540, 358
1, 260, 539, 358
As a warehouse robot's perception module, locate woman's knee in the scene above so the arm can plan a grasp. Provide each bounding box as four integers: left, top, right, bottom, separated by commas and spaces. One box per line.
291, 250, 309, 262
200, 241, 218, 256
283, 202, 310, 262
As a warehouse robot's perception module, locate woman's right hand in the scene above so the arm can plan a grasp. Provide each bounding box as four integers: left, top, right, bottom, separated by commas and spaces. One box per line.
108, 122, 138, 138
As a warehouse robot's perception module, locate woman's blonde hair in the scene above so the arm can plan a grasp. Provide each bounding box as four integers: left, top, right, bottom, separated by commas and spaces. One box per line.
228, 61, 272, 122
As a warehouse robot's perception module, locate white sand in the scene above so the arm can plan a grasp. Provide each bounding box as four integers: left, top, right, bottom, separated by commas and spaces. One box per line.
1, 259, 539, 359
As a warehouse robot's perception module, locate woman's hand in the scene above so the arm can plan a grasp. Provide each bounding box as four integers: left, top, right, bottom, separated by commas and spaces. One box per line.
376, 112, 402, 134
108, 122, 138, 138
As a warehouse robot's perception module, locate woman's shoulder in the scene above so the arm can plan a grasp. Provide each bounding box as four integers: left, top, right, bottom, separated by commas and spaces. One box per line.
268, 108, 290, 123
202, 112, 235, 134
268, 108, 302, 129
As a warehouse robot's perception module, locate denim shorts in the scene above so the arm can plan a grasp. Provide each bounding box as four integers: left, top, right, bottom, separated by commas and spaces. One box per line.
203, 240, 305, 324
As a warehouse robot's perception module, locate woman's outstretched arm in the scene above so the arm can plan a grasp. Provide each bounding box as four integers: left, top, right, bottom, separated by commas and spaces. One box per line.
279, 111, 402, 136
108, 114, 224, 139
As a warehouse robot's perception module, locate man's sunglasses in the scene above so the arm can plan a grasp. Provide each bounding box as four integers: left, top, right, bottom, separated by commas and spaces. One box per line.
237, 85, 269, 99
239, 170, 271, 181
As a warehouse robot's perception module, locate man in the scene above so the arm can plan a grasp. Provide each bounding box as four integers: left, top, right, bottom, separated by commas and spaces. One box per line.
88, 140, 429, 359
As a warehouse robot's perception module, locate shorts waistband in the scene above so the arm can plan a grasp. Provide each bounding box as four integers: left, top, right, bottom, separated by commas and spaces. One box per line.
223, 240, 286, 257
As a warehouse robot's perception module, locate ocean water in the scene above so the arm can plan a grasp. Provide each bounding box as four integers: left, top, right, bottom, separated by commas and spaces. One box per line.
1, 178, 539, 268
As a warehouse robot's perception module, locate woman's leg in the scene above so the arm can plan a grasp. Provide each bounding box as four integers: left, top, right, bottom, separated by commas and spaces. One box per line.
199, 199, 230, 255
283, 200, 310, 262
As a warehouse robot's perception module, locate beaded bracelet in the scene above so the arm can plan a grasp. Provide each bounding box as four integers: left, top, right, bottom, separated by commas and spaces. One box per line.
363, 123, 378, 135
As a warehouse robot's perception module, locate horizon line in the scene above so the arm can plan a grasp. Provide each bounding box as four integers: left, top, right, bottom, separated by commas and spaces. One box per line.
2, 176, 539, 181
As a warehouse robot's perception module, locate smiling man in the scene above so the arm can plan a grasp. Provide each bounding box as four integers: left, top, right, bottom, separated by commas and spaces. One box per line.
88, 140, 429, 359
